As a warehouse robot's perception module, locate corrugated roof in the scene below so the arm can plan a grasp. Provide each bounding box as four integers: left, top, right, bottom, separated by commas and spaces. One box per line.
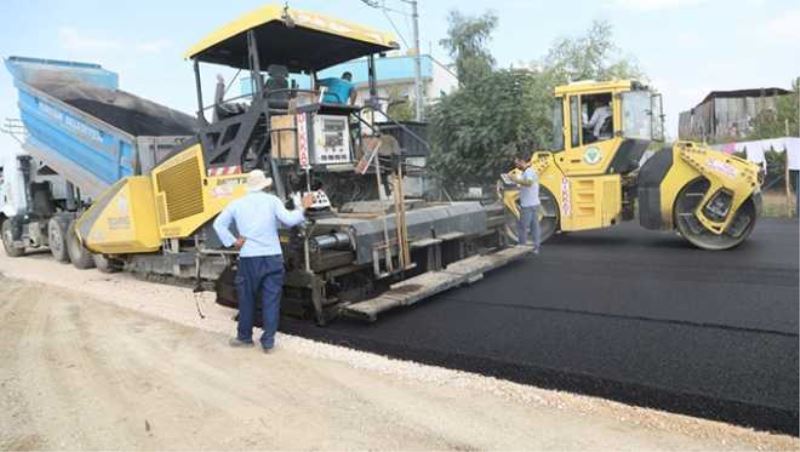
699, 88, 791, 106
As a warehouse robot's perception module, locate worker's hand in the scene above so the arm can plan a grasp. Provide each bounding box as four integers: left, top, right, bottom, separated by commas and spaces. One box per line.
301, 193, 315, 210
233, 237, 246, 250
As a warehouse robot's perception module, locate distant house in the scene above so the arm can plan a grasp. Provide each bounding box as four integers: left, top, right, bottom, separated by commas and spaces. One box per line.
320, 53, 458, 118
678, 88, 791, 142
240, 53, 458, 119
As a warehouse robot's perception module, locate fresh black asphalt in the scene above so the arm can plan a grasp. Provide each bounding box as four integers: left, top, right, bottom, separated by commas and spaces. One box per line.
281, 218, 799, 435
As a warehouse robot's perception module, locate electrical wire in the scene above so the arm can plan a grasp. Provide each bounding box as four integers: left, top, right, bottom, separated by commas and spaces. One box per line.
382, 7, 410, 49
360, 0, 412, 49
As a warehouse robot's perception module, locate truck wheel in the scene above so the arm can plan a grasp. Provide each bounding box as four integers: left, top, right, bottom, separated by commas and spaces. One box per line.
66, 221, 95, 269
93, 253, 122, 273
504, 187, 560, 244
1, 218, 26, 258
47, 216, 71, 263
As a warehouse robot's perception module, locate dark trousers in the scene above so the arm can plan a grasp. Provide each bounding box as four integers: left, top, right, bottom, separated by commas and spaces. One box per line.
235, 255, 285, 349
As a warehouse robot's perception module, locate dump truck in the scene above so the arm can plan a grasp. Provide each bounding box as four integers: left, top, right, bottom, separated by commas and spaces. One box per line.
500, 80, 762, 250
9, 5, 528, 324
2, 56, 197, 267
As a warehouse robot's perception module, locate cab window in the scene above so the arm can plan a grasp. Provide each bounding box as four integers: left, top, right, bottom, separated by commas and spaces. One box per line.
570, 96, 580, 148
581, 93, 613, 144
551, 98, 564, 151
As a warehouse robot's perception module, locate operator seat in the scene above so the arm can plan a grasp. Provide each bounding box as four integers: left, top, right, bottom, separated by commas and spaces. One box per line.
264, 64, 291, 109
213, 75, 247, 122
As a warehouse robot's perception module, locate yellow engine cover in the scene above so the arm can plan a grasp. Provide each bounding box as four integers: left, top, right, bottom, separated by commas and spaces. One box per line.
77, 176, 162, 254
150, 144, 247, 239
76, 143, 248, 254
559, 174, 622, 231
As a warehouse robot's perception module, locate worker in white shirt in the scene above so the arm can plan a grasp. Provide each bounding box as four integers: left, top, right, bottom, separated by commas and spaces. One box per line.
584, 103, 611, 142
512, 152, 541, 254
213, 170, 313, 352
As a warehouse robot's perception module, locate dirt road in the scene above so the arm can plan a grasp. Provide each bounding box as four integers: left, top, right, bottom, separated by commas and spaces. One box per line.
0, 253, 797, 450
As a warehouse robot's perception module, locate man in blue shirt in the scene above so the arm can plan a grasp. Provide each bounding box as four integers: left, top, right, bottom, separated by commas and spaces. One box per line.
318, 72, 357, 105
213, 170, 313, 352
512, 153, 541, 254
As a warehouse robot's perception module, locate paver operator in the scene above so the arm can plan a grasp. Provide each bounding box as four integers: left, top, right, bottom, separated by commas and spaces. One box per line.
213, 170, 313, 352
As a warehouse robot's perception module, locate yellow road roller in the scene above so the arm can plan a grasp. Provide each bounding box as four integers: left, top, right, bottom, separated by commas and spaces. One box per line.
500, 80, 762, 250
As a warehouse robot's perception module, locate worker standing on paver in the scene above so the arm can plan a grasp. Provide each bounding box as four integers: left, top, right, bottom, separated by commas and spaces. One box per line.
513, 153, 541, 254
318, 72, 357, 105
213, 170, 313, 352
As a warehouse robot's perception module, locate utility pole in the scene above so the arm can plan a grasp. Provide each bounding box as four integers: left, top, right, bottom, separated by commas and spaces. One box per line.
362, 0, 424, 120
409, 0, 423, 121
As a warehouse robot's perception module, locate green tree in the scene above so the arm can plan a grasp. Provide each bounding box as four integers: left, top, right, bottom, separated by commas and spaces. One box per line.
439, 10, 498, 87
428, 69, 552, 189
429, 17, 645, 191
385, 86, 414, 122
542, 20, 644, 84
748, 78, 800, 140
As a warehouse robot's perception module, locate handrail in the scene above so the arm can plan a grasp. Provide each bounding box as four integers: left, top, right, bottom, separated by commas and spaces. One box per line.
201, 88, 323, 113
361, 103, 431, 153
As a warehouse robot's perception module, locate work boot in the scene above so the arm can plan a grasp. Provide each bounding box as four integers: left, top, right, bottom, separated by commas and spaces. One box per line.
229, 337, 255, 348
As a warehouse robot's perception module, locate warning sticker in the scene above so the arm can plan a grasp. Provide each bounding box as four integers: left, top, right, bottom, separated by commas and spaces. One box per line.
561, 177, 571, 218
297, 113, 310, 169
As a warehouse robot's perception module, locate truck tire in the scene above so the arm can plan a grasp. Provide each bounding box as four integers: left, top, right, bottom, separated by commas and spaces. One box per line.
66, 221, 95, 269
93, 253, 122, 273
1, 218, 26, 258
47, 216, 71, 263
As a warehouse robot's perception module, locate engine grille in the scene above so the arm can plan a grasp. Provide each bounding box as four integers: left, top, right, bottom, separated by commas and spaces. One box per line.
156, 157, 203, 223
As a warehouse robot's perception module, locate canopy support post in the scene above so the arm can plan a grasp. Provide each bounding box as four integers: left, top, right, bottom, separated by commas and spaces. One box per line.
193, 60, 207, 125
367, 54, 378, 110
247, 30, 264, 97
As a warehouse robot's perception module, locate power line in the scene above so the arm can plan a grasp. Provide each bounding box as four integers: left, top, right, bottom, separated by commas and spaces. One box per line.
381, 7, 410, 48
359, 0, 424, 121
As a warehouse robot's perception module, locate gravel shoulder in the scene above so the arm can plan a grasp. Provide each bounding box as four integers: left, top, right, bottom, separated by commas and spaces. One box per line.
0, 250, 797, 450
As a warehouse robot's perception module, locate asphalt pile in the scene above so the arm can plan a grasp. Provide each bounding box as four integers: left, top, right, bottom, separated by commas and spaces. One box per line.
32, 80, 198, 137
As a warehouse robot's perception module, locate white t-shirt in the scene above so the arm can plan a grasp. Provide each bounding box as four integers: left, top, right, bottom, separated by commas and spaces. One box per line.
518, 167, 540, 207
587, 106, 611, 137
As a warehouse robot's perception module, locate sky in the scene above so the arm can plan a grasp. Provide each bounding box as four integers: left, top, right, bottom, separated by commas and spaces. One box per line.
0, 0, 798, 156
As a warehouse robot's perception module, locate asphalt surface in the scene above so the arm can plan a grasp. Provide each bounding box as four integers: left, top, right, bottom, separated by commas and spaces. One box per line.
282, 218, 799, 435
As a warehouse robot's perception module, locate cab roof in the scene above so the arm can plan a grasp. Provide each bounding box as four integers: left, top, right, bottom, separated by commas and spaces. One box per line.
554, 80, 639, 96
185, 4, 399, 73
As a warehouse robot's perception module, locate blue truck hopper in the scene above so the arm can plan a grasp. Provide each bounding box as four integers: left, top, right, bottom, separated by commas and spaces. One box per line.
5, 56, 197, 198
1, 56, 197, 264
